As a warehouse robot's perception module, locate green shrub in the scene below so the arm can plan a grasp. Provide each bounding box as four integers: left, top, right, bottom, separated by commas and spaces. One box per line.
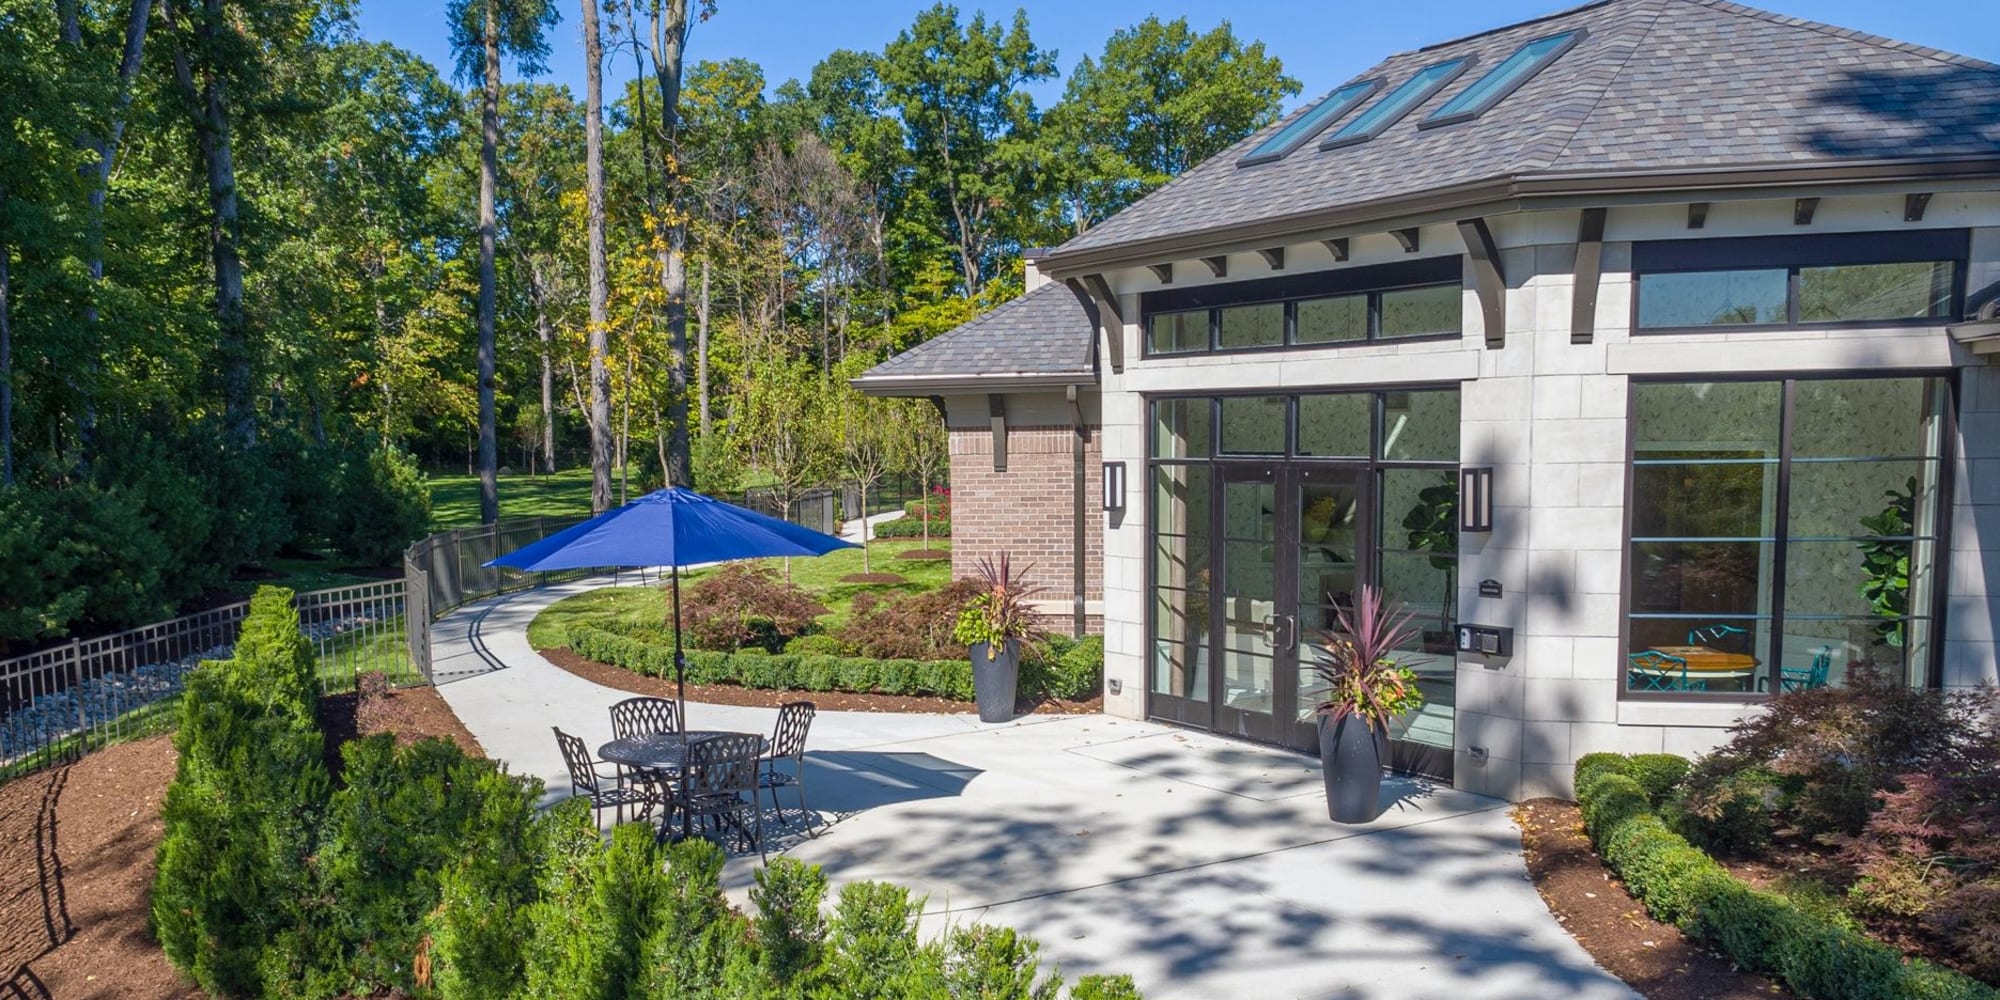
153, 587, 330, 999
568, 625, 974, 700
1668, 766, 1778, 857
822, 882, 943, 998
1574, 753, 2000, 1000
640, 838, 746, 998
873, 516, 950, 538
0, 484, 86, 645
943, 925, 1059, 1000
1071, 975, 1146, 1000
519, 801, 609, 999
428, 767, 550, 1000
327, 440, 431, 566
1028, 634, 1104, 701
750, 858, 831, 988
785, 633, 856, 657
1623, 753, 1692, 807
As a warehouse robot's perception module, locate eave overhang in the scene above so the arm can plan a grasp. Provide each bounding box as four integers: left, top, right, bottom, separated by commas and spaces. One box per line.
1040, 155, 2000, 279
850, 372, 1097, 397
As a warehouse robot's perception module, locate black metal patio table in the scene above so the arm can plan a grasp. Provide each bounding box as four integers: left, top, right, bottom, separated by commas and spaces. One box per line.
599, 730, 768, 840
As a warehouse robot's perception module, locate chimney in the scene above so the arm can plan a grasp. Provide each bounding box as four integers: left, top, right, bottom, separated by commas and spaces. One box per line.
1023, 247, 1052, 292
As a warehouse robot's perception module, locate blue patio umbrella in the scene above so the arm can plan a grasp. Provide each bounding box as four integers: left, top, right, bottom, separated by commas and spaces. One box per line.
486, 487, 858, 709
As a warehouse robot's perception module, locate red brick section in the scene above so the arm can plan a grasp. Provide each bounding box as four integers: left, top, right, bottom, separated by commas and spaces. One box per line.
949, 425, 1102, 634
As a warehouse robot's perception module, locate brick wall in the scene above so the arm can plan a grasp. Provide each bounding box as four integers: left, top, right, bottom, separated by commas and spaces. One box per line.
949, 424, 1102, 633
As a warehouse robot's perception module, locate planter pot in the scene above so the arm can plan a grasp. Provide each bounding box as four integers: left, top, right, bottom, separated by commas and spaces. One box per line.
969, 639, 1021, 723
1318, 713, 1384, 824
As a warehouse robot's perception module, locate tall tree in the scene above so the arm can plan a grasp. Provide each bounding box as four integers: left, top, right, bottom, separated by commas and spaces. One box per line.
879, 5, 1054, 299
448, 0, 559, 523
1041, 16, 1296, 233
163, 0, 254, 445
581, 0, 612, 513
632, 0, 717, 489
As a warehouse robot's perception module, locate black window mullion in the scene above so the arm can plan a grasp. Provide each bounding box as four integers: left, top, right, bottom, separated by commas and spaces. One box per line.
1768, 380, 1796, 695
1367, 292, 1382, 341
1786, 267, 1802, 325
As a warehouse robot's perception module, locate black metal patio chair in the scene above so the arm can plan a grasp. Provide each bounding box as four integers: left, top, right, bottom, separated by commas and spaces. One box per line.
677, 732, 765, 861
553, 727, 657, 825
759, 701, 817, 835
609, 696, 682, 738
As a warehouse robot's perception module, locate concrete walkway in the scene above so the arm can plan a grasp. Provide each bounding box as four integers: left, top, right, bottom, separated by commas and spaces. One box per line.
430, 580, 1633, 1000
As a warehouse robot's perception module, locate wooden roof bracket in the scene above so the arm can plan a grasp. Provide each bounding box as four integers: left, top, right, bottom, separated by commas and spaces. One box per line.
1201, 256, 1228, 278
1257, 247, 1286, 270
1322, 237, 1350, 261
1070, 274, 1125, 374
1457, 217, 1507, 349
1146, 262, 1174, 284
988, 394, 1008, 472
1392, 228, 1421, 253
1572, 208, 1607, 344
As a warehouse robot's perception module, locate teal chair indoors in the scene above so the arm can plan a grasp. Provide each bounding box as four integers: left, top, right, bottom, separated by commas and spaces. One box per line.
1628, 650, 1706, 692
1774, 646, 1832, 693
1688, 623, 1749, 647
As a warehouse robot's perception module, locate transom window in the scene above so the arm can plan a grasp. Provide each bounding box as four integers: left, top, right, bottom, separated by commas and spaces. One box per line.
1623, 376, 1950, 699
1633, 231, 1966, 331
1142, 258, 1464, 357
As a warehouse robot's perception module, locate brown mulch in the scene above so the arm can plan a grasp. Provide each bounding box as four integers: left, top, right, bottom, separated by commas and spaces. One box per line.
0, 686, 484, 1000
838, 572, 906, 584
1513, 799, 1794, 1000
539, 645, 1105, 716
0, 734, 197, 1000
895, 549, 950, 561
319, 681, 486, 777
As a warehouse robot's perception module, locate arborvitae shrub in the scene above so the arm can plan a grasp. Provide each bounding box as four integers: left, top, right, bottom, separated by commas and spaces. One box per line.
328, 440, 431, 566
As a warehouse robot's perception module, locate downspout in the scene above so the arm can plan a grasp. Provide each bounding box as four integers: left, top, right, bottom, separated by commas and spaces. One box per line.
1069, 384, 1087, 638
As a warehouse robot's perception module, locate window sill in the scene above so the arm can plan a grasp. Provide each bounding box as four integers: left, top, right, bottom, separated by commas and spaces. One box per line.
1616, 697, 1766, 729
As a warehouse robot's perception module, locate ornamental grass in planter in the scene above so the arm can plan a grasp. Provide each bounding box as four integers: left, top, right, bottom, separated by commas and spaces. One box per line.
1310, 585, 1425, 824
952, 553, 1047, 723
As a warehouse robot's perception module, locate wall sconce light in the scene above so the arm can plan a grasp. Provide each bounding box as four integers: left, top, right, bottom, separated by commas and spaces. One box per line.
1102, 461, 1127, 512
1460, 467, 1494, 532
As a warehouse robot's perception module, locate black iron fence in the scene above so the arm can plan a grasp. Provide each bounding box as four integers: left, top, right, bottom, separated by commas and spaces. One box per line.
0, 581, 415, 782
739, 487, 839, 535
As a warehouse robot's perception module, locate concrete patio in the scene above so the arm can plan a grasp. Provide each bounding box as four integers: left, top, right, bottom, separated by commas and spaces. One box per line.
431, 580, 1633, 1000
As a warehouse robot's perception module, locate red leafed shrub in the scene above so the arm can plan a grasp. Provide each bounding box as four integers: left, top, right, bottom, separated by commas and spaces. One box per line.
680, 563, 829, 652
1673, 667, 1993, 845
1845, 742, 2000, 980
839, 580, 983, 660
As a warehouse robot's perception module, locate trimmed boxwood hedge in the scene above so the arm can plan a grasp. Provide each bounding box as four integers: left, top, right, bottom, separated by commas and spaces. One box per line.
872, 517, 950, 538
565, 625, 976, 700
1574, 754, 1998, 1000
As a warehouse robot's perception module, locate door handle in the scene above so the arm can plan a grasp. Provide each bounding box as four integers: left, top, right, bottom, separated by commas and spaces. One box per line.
1262, 613, 1299, 652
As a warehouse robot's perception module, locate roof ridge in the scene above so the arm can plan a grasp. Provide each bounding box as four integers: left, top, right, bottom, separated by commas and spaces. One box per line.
1677, 0, 2000, 72
1531, 0, 1671, 172
1415, 0, 1619, 54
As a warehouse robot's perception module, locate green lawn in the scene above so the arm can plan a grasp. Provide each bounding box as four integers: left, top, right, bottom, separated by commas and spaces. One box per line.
428, 467, 606, 529
527, 538, 954, 648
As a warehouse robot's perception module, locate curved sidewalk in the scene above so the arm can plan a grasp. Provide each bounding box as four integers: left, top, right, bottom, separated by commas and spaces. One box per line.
428, 580, 1635, 1000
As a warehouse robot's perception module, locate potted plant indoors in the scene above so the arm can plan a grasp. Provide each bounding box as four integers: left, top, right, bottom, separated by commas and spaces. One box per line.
1311, 585, 1426, 824
953, 553, 1046, 723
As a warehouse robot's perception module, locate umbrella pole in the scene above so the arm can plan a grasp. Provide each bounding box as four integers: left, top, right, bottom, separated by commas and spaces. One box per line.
671, 565, 686, 716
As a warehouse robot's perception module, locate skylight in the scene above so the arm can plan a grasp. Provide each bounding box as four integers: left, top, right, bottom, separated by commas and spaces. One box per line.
1237, 80, 1383, 167
1320, 58, 1473, 150
1423, 30, 1584, 128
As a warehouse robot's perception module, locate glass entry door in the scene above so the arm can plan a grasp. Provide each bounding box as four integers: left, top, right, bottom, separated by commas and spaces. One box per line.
1214, 465, 1290, 744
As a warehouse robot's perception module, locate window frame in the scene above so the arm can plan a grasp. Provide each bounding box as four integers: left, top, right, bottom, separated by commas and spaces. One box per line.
1237, 79, 1385, 168
1140, 257, 1465, 359
1617, 371, 1959, 702
1630, 230, 1970, 334
1420, 29, 1585, 129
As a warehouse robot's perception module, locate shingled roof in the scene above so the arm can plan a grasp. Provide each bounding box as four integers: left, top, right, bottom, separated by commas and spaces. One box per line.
1043, 0, 2000, 270
854, 281, 1098, 393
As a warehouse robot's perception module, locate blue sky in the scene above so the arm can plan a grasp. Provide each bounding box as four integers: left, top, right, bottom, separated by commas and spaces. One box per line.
355, 0, 2000, 110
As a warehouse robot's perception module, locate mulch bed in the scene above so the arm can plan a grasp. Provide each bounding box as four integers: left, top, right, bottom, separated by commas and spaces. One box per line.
539, 645, 1105, 716
0, 685, 482, 999
319, 681, 486, 777
1513, 799, 1794, 1000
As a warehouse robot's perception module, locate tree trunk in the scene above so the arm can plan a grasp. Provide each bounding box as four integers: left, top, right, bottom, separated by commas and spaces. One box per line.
697, 258, 710, 437
1, 208, 12, 486
530, 265, 556, 471
619, 344, 634, 502
476, 0, 501, 524
649, 0, 692, 489
170, 0, 253, 446
859, 481, 870, 573
653, 399, 668, 488
583, 0, 613, 514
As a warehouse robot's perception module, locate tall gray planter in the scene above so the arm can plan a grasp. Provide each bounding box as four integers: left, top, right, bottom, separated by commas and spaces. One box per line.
969, 639, 1020, 723
1318, 713, 1384, 823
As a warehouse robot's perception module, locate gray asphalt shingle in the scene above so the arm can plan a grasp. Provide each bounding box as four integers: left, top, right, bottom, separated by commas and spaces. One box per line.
857, 281, 1097, 383
1050, 0, 2000, 262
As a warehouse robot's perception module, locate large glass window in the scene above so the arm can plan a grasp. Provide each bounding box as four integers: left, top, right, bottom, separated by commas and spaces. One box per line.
1624, 377, 1948, 697
1632, 233, 1964, 331
1219, 303, 1285, 350
1148, 311, 1209, 354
